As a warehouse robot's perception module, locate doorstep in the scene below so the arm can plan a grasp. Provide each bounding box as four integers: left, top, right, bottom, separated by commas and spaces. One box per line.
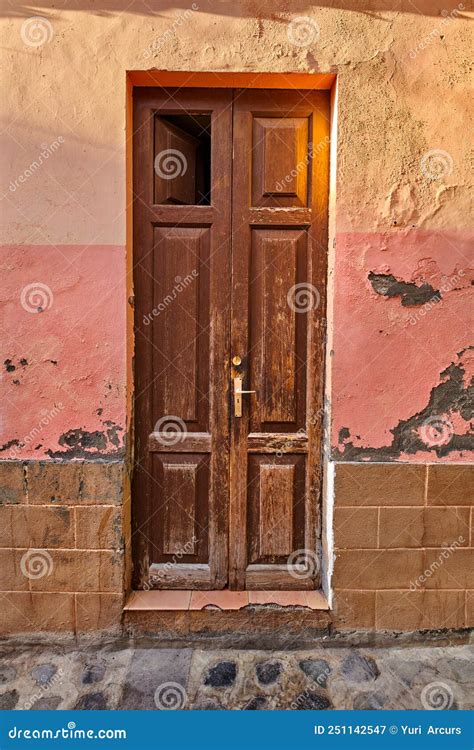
124, 589, 329, 612
123, 589, 332, 645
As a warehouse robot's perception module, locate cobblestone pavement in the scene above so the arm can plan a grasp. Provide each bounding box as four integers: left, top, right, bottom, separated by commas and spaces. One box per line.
0, 642, 472, 711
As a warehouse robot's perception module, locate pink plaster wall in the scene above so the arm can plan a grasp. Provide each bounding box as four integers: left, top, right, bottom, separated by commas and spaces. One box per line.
332, 230, 473, 461
1, 245, 126, 459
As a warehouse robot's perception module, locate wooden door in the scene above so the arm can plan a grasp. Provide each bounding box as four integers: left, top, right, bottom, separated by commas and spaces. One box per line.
229, 90, 329, 590
132, 89, 232, 589
133, 87, 329, 591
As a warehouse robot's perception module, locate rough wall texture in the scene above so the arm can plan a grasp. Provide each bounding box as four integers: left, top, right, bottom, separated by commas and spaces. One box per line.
0, 1, 472, 634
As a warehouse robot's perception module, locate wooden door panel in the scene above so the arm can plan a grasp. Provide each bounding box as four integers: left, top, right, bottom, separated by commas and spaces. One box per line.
230, 89, 330, 590
154, 118, 199, 205
247, 455, 306, 560
252, 117, 309, 206
249, 228, 307, 430
152, 226, 210, 430
133, 89, 232, 590
150, 452, 210, 572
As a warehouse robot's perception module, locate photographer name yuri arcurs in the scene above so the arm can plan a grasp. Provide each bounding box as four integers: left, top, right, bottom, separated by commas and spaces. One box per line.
314, 724, 463, 736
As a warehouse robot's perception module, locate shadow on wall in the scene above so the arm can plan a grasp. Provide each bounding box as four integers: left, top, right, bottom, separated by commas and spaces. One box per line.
2, 0, 472, 19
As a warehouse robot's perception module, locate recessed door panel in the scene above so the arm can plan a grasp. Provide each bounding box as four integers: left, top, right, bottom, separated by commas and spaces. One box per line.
152, 226, 210, 430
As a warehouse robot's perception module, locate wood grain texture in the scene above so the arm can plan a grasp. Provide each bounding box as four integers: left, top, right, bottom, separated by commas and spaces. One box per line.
258, 464, 294, 557
162, 461, 197, 555
133, 88, 232, 589
253, 117, 309, 206
230, 89, 329, 590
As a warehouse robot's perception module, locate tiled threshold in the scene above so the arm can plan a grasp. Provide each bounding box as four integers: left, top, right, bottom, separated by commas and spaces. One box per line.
124, 590, 329, 612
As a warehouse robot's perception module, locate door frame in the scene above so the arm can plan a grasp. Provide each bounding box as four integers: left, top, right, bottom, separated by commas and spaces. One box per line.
127, 71, 336, 595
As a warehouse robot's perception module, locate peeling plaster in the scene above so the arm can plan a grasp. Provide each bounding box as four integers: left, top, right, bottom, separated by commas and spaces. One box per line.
46, 422, 125, 460
368, 271, 441, 306
334, 348, 474, 461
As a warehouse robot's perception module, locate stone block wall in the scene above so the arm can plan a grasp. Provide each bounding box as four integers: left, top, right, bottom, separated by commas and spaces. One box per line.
0, 462, 125, 635
332, 464, 473, 631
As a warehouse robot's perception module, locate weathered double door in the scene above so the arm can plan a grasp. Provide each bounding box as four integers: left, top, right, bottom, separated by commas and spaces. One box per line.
133, 87, 329, 591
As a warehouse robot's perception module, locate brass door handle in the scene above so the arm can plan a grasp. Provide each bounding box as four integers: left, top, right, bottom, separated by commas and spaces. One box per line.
233, 376, 256, 417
